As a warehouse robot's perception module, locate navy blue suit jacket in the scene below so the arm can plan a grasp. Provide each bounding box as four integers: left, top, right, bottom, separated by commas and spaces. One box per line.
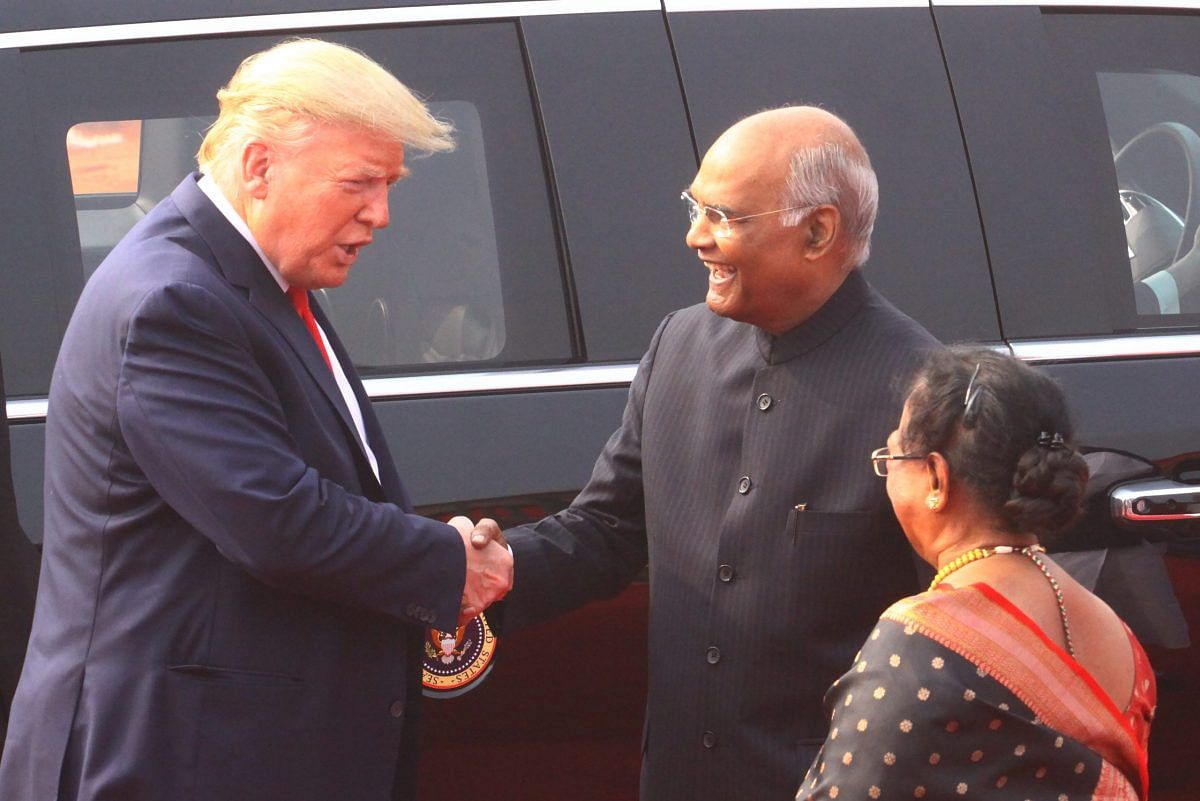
0, 174, 464, 801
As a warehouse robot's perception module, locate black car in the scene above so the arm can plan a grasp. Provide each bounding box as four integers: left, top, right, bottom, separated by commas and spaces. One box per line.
0, 1, 1196, 797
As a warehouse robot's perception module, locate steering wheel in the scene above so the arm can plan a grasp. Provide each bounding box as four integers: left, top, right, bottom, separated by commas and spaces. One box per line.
1115, 122, 1200, 310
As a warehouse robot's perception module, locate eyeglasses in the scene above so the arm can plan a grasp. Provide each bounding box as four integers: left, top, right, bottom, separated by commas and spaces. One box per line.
870, 446, 927, 477
681, 191, 809, 238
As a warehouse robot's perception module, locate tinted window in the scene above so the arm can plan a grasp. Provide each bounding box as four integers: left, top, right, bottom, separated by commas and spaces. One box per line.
936, 6, 1200, 339
332, 100, 507, 368
66, 120, 141, 196
68, 116, 212, 276
1101, 71, 1200, 316
520, 11, 698, 361
1, 21, 573, 395
666, 7, 996, 344
1044, 13, 1200, 323
67, 104, 510, 367
1046, 10, 1200, 328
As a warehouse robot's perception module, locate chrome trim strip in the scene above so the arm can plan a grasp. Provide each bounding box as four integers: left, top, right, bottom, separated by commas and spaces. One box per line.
363, 363, 639, 398
667, 0, 927, 10
0, 0, 661, 49
6, 399, 49, 422
10, 333, 1200, 420
1009, 334, 1200, 363
931, 0, 1200, 8
6, 364, 638, 422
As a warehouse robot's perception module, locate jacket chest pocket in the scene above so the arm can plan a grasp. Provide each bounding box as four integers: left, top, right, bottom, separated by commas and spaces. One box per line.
781, 508, 877, 593
786, 508, 872, 546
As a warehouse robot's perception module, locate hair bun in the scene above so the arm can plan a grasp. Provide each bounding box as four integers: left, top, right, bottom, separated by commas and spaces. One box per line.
1004, 446, 1089, 537
902, 347, 1089, 540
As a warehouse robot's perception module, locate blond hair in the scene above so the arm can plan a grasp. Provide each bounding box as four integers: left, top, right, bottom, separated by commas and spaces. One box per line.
197, 38, 454, 188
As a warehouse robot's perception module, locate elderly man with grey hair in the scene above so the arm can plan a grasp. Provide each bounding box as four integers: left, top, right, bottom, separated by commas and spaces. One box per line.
0, 38, 512, 801
472, 105, 939, 801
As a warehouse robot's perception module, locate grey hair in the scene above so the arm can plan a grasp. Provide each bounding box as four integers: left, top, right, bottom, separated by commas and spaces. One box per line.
780, 141, 879, 268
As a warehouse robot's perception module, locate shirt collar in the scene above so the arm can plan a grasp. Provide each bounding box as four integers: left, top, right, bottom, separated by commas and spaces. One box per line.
754, 269, 871, 364
196, 173, 289, 294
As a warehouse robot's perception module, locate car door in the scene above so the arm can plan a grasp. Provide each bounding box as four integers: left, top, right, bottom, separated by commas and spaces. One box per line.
0, 3, 693, 799
664, 0, 997, 345
933, 3, 1200, 795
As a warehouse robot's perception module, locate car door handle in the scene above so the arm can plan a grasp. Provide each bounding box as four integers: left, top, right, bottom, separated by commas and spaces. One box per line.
1111, 479, 1200, 521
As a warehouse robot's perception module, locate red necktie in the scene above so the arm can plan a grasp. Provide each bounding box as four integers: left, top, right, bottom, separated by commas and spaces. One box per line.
287, 287, 332, 370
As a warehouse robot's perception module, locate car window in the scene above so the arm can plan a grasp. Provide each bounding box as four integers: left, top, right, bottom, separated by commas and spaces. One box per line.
1098, 70, 1200, 317
932, 5, 1200, 339
1040, 10, 1200, 327
331, 100, 506, 368
66, 120, 141, 197
65, 103, 509, 367
67, 116, 212, 276
665, 6, 996, 344
2, 21, 572, 395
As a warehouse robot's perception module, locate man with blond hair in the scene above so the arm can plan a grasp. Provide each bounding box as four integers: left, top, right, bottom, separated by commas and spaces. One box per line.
0, 38, 512, 801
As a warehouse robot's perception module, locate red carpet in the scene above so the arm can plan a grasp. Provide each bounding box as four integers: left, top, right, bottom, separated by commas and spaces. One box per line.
420, 586, 648, 800
1144, 551, 1200, 801
421, 553, 1200, 800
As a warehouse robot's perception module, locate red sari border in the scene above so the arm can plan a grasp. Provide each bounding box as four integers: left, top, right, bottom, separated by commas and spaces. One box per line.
882, 584, 1148, 799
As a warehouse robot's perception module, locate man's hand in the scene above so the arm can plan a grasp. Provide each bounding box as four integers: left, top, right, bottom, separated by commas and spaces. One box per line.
449, 516, 513, 627
468, 517, 507, 550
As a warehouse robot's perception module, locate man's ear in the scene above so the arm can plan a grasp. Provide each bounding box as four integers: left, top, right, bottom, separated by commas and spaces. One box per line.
801, 206, 840, 259
241, 141, 272, 200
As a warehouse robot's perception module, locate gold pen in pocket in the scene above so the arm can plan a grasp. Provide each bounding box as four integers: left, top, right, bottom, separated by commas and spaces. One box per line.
792, 502, 807, 544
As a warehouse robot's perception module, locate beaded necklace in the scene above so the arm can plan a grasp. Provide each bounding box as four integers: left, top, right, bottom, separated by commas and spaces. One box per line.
928, 544, 1074, 657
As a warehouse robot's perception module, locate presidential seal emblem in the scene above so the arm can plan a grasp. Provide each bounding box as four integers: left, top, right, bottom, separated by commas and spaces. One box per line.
422, 612, 497, 698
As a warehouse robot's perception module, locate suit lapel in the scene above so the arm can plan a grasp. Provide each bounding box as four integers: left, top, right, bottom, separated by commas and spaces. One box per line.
170, 174, 384, 497
311, 300, 400, 505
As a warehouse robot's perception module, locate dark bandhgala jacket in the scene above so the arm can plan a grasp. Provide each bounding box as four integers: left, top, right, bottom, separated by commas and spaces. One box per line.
505, 270, 939, 801
0, 174, 465, 801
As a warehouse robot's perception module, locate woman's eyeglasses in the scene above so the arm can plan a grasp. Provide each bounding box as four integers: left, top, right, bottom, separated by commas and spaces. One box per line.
870, 446, 927, 477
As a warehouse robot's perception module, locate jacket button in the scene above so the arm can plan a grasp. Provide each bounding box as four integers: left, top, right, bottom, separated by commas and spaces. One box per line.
718, 564, 734, 583
706, 646, 721, 665
389, 700, 405, 719
702, 731, 717, 749
737, 476, 752, 495
756, 393, 773, 411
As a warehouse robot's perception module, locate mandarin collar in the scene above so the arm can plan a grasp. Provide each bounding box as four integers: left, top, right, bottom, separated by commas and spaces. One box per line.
754, 269, 870, 365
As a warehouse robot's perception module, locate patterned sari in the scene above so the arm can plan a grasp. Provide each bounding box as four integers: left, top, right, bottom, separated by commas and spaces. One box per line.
797, 583, 1155, 800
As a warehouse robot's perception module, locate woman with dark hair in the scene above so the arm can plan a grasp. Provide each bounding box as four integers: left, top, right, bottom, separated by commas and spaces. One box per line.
797, 348, 1154, 800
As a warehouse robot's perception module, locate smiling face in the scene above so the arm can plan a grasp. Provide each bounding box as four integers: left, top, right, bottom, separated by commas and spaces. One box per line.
244, 123, 407, 290
684, 129, 810, 334
684, 108, 855, 335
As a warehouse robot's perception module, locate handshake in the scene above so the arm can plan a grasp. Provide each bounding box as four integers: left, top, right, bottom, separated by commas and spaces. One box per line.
448, 517, 511, 627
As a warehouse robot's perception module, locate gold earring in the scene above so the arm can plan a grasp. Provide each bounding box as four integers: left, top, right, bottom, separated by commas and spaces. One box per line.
926, 494, 942, 511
